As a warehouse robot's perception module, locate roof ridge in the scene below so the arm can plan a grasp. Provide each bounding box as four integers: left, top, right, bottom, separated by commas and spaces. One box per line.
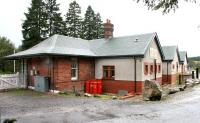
57, 34, 89, 42
47, 35, 58, 53
162, 45, 177, 48
112, 32, 156, 40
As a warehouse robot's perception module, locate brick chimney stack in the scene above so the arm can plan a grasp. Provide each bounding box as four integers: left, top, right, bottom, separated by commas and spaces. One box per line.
104, 19, 114, 39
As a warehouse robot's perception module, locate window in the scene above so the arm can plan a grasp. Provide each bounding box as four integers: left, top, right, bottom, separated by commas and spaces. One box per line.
144, 64, 148, 75
158, 64, 161, 73
173, 64, 175, 69
150, 65, 154, 74
176, 62, 179, 72
71, 58, 78, 80
103, 66, 115, 79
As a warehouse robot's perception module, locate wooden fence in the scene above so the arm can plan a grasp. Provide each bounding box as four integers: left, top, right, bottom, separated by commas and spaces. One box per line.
0, 73, 24, 90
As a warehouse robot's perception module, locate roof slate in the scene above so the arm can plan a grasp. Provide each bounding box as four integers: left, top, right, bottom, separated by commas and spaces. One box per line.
162, 46, 179, 61
6, 32, 163, 59
179, 51, 187, 62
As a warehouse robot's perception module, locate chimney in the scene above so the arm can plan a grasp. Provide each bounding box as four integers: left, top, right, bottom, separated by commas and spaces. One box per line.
104, 19, 114, 39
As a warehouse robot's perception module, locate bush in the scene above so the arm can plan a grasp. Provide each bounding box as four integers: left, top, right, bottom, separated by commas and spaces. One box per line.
3, 119, 17, 123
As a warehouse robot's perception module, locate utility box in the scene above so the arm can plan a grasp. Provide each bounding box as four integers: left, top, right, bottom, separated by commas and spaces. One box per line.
34, 76, 50, 92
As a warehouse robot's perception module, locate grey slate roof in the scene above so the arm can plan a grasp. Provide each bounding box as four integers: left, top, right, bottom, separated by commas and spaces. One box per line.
179, 51, 187, 62
6, 32, 164, 59
7, 35, 96, 58
162, 46, 180, 61
89, 33, 159, 57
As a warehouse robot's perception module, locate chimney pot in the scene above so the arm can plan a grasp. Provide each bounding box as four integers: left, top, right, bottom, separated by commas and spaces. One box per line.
104, 19, 114, 39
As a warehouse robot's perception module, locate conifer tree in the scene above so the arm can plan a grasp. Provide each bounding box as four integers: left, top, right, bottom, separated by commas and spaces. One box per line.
64, 1, 82, 38
22, 0, 48, 50
81, 5, 96, 40
94, 13, 104, 39
44, 0, 64, 36
82, 6, 104, 40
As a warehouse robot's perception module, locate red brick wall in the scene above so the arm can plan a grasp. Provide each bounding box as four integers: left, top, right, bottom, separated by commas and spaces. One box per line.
162, 74, 177, 85
53, 57, 95, 91
102, 80, 143, 94
52, 57, 71, 90
27, 57, 49, 86
79, 58, 95, 81
27, 57, 95, 92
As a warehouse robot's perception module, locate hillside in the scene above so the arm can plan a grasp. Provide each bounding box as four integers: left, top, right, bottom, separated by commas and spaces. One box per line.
188, 56, 200, 68
189, 56, 200, 61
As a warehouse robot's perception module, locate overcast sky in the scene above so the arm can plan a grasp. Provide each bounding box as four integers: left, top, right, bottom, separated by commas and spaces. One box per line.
0, 0, 200, 57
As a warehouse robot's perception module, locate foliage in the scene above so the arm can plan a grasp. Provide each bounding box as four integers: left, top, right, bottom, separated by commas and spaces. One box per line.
21, 0, 105, 49
188, 56, 200, 69
64, 1, 82, 38
81, 5, 96, 40
82, 6, 104, 40
0, 36, 15, 74
94, 13, 104, 39
44, 0, 64, 36
3, 119, 17, 123
22, 0, 48, 50
135, 0, 197, 13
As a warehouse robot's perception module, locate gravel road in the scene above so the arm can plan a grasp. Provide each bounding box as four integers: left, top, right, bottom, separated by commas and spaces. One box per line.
1, 86, 200, 123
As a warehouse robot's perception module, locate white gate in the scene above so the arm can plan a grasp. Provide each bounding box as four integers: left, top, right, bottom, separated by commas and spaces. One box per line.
0, 73, 23, 90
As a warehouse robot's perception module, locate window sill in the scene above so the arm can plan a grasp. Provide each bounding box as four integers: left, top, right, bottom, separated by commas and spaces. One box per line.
71, 78, 78, 81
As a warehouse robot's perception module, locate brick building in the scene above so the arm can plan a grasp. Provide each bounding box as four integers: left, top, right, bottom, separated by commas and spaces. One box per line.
7, 20, 165, 94
162, 46, 180, 85
179, 51, 189, 74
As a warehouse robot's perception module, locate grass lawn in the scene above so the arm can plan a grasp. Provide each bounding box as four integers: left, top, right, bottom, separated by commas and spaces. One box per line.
1, 88, 48, 97
1, 88, 119, 100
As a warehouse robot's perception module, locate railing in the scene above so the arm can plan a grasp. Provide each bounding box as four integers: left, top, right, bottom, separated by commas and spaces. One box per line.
0, 73, 20, 90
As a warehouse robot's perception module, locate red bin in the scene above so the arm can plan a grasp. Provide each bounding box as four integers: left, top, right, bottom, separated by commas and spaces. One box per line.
90, 80, 97, 94
97, 80, 102, 94
89, 80, 94, 94
85, 79, 102, 94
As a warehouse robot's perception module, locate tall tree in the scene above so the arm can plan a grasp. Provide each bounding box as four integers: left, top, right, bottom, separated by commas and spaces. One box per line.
0, 36, 15, 73
81, 5, 96, 40
44, 0, 64, 36
82, 6, 104, 40
64, 1, 82, 38
135, 0, 197, 13
22, 0, 48, 50
94, 13, 104, 39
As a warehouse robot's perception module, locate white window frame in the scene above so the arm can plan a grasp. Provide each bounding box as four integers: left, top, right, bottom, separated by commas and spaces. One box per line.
71, 58, 78, 81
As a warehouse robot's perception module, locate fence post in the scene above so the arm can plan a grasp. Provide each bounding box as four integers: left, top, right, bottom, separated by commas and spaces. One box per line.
192, 71, 195, 79
16, 72, 20, 88
0, 107, 1, 123
196, 68, 199, 79
179, 74, 181, 85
